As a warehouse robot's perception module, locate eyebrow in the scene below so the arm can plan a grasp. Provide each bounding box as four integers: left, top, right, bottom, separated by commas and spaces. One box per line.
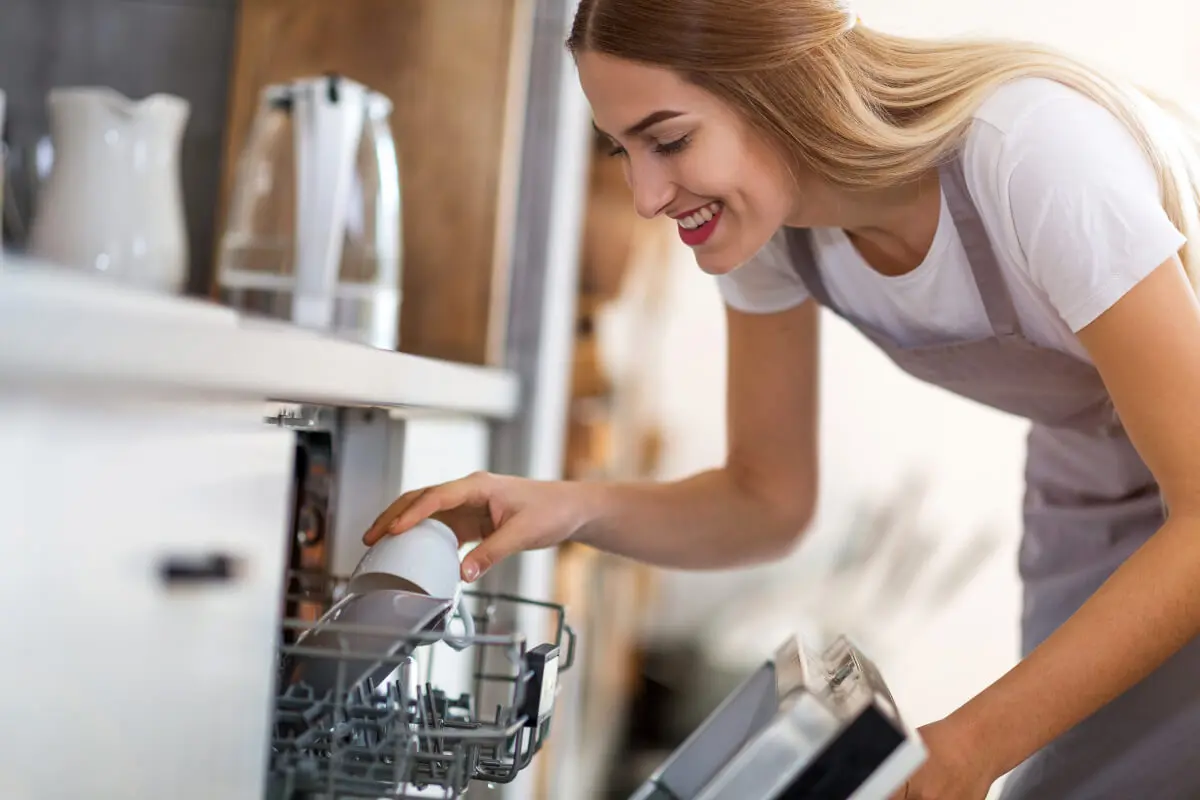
593, 110, 686, 139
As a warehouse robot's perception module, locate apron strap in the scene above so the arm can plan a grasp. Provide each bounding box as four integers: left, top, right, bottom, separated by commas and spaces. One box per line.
782, 154, 1022, 338
938, 155, 1022, 337
783, 225, 836, 309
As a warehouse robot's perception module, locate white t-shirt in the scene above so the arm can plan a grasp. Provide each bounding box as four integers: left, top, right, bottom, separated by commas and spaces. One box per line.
715, 77, 1187, 364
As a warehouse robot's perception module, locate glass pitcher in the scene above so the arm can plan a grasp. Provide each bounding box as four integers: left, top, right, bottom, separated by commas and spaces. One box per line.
216, 74, 403, 350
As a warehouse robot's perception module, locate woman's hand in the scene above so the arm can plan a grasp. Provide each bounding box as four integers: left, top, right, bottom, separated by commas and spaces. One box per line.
890, 718, 997, 800
362, 472, 595, 582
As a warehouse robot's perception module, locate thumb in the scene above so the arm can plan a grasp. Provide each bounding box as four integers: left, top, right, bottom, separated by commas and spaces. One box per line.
460, 519, 530, 582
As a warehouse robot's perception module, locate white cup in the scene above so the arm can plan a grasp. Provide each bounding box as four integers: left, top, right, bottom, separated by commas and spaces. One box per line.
282, 520, 476, 697
349, 518, 462, 597
346, 518, 476, 647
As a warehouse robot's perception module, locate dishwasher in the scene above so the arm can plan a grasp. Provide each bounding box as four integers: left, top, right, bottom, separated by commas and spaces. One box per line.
0, 389, 574, 800
267, 412, 577, 799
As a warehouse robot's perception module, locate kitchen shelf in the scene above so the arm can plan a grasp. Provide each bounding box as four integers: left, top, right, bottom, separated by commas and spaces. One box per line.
0, 256, 519, 419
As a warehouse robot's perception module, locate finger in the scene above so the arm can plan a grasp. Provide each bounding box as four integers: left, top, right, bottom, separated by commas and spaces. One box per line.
389, 473, 491, 536
429, 510, 479, 546
459, 516, 531, 582
362, 488, 428, 545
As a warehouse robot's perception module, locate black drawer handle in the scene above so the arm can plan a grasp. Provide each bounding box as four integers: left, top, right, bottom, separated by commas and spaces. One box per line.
160, 553, 242, 585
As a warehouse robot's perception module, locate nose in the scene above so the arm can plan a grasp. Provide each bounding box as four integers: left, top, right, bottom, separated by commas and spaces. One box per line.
626, 159, 674, 220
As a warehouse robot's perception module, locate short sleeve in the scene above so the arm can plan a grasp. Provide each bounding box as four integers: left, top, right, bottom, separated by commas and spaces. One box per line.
1000, 89, 1186, 332
715, 230, 810, 314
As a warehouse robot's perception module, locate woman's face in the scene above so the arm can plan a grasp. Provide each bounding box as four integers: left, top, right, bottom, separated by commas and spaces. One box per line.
577, 51, 799, 274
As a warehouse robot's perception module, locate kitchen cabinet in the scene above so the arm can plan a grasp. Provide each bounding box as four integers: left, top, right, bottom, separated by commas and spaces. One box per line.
0, 393, 295, 800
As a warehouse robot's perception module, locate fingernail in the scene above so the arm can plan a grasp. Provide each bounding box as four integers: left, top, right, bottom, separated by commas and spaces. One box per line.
462, 562, 479, 582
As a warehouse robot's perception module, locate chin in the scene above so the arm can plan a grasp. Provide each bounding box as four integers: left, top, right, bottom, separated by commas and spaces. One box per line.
691, 244, 746, 276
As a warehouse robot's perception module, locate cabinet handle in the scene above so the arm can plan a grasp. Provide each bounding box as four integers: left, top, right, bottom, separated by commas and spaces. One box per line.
160, 553, 242, 585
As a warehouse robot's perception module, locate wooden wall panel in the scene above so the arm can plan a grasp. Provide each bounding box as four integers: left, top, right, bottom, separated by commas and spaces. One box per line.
217, 0, 530, 365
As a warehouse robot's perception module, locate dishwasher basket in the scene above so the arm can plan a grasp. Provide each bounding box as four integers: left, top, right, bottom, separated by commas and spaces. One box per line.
268, 570, 576, 799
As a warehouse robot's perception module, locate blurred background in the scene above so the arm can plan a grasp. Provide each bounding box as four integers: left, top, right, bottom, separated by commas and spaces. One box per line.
1, 1, 1197, 799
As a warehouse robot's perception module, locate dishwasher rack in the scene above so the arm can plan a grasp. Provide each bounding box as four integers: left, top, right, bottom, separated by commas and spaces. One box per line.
268, 570, 576, 799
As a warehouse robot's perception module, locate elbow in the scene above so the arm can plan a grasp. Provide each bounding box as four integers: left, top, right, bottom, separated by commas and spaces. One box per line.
762, 495, 815, 560
726, 466, 817, 561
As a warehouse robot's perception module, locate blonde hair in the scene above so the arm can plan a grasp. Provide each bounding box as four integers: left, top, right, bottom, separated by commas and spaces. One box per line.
568, 0, 1200, 292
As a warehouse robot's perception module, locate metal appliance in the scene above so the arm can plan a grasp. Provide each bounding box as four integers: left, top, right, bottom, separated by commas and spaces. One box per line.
628, 635, 925, 800
217, 73, 403, 350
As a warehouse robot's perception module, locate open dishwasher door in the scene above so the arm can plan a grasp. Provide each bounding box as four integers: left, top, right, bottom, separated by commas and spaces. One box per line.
627, 635, 926, 800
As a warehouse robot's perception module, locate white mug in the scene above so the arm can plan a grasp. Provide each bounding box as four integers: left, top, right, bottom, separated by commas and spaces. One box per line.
281, 520, 476, 697
347, 518, 476, 649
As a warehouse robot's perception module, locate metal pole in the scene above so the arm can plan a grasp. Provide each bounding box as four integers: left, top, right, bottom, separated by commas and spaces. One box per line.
486, 1, 591, 798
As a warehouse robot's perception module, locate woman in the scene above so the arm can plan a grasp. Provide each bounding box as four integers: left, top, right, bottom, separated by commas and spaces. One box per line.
365, 2, 1200, 797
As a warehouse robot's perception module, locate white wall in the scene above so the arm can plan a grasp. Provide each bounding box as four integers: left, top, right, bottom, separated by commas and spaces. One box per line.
597, 0, 1200, 746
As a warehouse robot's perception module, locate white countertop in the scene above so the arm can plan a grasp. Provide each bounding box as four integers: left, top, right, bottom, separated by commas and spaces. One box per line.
0, 255, 520, 418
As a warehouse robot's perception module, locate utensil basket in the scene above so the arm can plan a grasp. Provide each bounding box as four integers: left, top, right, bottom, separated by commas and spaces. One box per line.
269, 570, 576, 798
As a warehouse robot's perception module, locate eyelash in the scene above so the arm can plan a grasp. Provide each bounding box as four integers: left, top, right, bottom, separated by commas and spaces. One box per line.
607, 135, 691, 158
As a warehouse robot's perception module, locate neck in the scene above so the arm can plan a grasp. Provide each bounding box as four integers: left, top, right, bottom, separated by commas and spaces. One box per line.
788, 168, 942, 276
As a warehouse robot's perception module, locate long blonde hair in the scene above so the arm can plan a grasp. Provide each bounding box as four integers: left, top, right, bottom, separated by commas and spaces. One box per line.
568, 0, 1200, 292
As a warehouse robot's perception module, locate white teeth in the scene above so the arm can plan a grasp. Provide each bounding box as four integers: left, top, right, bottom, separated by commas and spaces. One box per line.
677, 201, 722, 230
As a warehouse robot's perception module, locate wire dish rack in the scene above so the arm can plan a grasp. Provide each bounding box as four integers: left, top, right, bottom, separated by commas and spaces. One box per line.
268, 570, 576, 799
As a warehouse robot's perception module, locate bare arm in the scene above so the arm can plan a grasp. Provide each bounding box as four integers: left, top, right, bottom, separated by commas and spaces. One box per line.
573, 299, 821, 568
942, 258, 1200, 781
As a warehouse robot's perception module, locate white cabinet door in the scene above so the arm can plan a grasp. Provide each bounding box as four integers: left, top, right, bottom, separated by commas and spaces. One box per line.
0, 393, 294, 800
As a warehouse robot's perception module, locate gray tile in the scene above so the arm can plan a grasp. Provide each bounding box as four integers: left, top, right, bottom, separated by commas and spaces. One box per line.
122, 0, 237, 8
113, 1, 236, 136
1, 0, 235, 140
0, 0, 67, 132
180, 129, 225, 296
24, 0, 126, 93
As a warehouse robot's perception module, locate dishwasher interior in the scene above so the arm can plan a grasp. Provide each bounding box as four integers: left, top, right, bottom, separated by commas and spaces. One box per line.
267, 409, 576, 799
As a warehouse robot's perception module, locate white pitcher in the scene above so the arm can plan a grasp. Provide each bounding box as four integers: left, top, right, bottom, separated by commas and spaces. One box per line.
28, 87, 190, 293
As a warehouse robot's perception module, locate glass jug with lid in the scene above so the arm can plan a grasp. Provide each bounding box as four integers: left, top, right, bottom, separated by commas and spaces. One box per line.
216, 74, 402, 350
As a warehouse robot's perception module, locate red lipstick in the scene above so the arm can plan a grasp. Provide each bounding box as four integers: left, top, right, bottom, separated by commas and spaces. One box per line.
673, 203, 723, 247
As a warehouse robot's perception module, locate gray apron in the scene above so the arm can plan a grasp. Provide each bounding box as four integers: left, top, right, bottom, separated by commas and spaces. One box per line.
784, 156, 1200, 799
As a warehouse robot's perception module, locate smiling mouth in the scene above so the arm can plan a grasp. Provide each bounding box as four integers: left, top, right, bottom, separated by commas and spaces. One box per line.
675, 201, 723, 230
674, 201, 724, 247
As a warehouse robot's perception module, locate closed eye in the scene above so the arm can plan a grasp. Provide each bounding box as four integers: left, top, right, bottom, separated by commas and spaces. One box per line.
606, 135, 691, 159
655, 135, 690, 156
